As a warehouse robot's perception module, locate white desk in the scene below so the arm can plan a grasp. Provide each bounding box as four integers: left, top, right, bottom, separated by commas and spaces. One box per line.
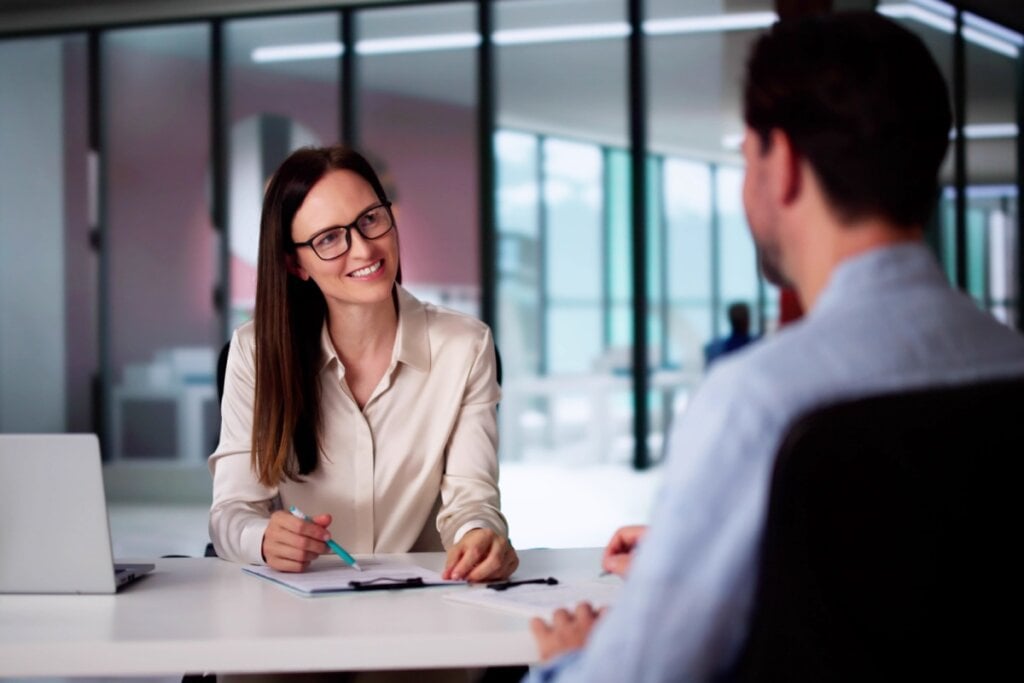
0, 547, 602, 678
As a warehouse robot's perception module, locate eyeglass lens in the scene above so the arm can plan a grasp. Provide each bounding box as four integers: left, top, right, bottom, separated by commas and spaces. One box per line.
311, 205, 392, 260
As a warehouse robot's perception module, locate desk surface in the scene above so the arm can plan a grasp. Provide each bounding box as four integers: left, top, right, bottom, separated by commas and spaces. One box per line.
0, 547, 602, 677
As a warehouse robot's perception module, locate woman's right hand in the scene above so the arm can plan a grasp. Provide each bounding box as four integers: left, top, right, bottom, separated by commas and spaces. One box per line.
601, 525, 648, 577
261, 510, 332, 572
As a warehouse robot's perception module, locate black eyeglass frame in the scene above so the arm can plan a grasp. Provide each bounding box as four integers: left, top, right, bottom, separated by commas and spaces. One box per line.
291, 201, 395, 261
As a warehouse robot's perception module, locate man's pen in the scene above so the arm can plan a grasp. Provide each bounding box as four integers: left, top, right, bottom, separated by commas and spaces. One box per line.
289, 505, 362, 571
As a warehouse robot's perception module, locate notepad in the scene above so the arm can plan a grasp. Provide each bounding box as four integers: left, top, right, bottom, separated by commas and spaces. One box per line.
243, 558, 462, 596
444, 577, 622, 618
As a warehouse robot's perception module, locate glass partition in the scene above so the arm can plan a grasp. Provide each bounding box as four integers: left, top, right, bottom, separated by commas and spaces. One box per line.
356, 2, 480, 315
225, 12, 341, 329
103, 24, 219, 464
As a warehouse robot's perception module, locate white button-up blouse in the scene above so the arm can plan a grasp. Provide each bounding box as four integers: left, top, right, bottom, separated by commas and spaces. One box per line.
208, 286, 508, 565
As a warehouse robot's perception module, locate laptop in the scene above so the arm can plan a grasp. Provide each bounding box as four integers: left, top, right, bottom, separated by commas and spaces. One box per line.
0, 434, 154, 594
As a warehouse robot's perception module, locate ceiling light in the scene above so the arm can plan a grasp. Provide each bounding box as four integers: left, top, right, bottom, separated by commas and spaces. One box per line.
494, 22, 630, 45
355, 32, 480, 55
644, 12, 777, 35
955, 123, 1018, 139
252, 42, 343, 63
879, 2, 1020, 58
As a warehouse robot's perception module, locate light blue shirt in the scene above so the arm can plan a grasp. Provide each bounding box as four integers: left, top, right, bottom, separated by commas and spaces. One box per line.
527, 243, 1024, 683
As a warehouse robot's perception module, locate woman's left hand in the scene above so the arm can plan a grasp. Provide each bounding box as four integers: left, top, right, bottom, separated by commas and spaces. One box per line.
443, 528, 519, 582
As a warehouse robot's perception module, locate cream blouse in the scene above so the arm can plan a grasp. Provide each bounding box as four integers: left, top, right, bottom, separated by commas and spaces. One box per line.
208, 286, 508, 564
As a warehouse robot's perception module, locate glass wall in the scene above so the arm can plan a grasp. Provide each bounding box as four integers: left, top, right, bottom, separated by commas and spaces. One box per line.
102, 24, 220, 464
225, 12, 341, 329
495, 0, 632, 464
357, 2, 480, 315
0, 35, 89, 434
0, 0, 1019, 502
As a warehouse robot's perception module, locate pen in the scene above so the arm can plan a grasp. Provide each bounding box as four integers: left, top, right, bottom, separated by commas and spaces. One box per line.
289, 505, 362, 571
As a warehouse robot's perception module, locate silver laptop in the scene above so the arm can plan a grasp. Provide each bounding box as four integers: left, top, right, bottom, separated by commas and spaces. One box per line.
0, 434, 154, 594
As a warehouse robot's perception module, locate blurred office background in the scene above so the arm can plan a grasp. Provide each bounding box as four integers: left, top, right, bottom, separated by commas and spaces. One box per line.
1, 0, 1021, 552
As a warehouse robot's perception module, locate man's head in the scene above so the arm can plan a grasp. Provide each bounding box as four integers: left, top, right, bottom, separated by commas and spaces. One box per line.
728, 302, 751, 336
741, 12, 952, 284
744, 12, 951, 227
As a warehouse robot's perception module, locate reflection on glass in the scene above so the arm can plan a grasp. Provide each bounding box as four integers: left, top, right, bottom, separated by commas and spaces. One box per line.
225, 13, 338, 327
103, 24, 219, 462
356, 2, 479, 316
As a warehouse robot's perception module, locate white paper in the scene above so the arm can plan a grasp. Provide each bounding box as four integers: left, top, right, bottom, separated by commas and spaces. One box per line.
444, 577, 622, 618
243, 558, 460, 595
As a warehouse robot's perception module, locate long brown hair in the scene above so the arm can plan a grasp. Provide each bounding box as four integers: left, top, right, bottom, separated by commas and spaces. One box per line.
252, 145, 394, 487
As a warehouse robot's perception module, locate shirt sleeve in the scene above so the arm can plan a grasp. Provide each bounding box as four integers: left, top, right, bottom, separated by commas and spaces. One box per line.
529, 359, 787, 682
435, 326, 509, 548
208, 328, 278, 565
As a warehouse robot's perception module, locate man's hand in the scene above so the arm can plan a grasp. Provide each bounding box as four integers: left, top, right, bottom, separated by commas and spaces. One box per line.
601, 525, 648, 577
443, 528, 519, 582
530, 603, 604, 661
260, 510, 331, 572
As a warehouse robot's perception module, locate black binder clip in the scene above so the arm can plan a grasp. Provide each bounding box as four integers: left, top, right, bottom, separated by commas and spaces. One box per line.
487, 577, 559, 591
349, 577, 427, 591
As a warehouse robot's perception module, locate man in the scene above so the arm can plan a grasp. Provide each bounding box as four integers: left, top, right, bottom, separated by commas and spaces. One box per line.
525, 12, 1024, 682
704, 302, 756, 366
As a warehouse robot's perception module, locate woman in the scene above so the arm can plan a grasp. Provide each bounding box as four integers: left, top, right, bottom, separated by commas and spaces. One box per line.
209, 145, 518, 583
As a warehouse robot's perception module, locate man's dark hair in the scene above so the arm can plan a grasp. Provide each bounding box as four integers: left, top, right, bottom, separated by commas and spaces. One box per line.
743, 12, 952, 228
728, 302, 751, 335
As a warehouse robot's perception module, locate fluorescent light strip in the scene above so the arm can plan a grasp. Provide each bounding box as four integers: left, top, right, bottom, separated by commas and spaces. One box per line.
880, 5, 955, 33
252, 42, 343, 63
494, 22, 630, 45
951, 123, 1019, 139
881, 3, 1019, 57
963, 26, 1019, 57
356, 32, 480, 55
644, 11, 777, 35
965, 11, 1024, 46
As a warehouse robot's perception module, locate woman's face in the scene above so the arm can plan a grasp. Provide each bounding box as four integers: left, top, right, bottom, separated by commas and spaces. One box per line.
289, 169, 399, 309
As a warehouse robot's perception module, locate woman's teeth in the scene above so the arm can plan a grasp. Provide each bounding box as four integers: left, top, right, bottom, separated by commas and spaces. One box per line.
350, 261, 382, 277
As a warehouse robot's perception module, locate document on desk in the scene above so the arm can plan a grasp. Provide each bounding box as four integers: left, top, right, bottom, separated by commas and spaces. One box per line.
242, 558, 462, 596
444, 577, 622, 618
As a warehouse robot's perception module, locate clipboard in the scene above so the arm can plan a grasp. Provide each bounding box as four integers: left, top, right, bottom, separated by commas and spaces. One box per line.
242, 559, 463, 596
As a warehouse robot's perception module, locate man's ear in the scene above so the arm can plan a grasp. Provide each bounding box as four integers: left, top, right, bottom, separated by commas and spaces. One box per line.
769, 129, 802, 206
284, 253, 309, 281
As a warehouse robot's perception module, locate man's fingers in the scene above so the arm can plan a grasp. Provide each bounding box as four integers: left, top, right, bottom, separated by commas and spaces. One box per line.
529, 617, 551, 638
551, 608, 572, 628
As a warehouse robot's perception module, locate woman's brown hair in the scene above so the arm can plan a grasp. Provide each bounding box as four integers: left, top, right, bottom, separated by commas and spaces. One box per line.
252, 145, 394, 487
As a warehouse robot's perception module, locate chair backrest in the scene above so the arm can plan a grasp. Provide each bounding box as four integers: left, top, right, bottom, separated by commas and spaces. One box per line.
730, 376, 1024, 683
216, 340, 231, 403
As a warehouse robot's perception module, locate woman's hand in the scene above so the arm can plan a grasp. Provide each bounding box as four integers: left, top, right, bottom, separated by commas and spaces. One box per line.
261, 510, 332, 572
443, 528, 519, 582
601, 524, 648, 577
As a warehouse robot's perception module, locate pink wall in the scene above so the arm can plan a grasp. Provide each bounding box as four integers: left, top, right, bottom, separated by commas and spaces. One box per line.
105, 40, 218, 377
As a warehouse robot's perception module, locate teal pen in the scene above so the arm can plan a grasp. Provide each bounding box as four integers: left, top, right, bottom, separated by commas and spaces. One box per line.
289, 505, 362, 571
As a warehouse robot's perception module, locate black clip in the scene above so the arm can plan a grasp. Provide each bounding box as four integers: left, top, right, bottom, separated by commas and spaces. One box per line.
487, 577, 559, 591
349, 577, 427, 591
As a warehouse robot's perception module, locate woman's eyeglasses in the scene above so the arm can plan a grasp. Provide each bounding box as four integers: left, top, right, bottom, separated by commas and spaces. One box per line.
292, 201, 394, 261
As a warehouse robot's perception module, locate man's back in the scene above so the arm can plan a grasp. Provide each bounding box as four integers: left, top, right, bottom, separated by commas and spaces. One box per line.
552, 244, 1024, 682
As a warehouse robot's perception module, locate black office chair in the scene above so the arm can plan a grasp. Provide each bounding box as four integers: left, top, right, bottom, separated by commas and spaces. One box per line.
729, 376, 1024, 683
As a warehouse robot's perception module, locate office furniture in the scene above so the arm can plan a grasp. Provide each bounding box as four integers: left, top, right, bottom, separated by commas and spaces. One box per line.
731, 377, 1024, 682
0, 547, 602, 678
111, 346, 218, 462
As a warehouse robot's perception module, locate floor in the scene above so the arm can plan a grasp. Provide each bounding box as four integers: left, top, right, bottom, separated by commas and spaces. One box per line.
2, 462, 664, 683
